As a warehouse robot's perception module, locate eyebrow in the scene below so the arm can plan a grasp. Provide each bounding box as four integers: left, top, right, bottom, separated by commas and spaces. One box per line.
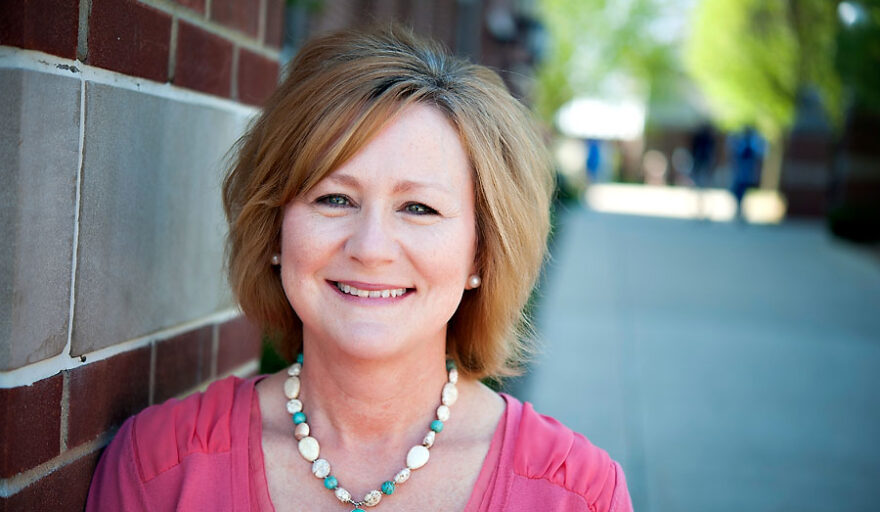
327, 173, 453, 194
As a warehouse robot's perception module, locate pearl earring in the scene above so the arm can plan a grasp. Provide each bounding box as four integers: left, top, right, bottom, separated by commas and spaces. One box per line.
270, 253, 281, 266
467, 274, 481, 289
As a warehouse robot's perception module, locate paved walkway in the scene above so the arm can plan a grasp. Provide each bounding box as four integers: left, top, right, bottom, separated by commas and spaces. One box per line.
515, 206, 880, 511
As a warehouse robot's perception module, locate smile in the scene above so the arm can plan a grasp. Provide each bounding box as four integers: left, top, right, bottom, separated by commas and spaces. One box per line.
335, 282, 409, 298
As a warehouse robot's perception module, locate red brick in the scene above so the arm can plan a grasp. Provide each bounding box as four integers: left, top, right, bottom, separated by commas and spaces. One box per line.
0, 375, 62, 478
237, 48, 279, 106
217, 316, 261, 376
210, 0, 260, 37
173, 0, 206, 15
264, 0, 285, 48
87, 0, 171, 82
174, 20, 233, 98
153, 326, 213, 404
0, 0, 79, 59
1, 451, 100, 511
67, 347, 150, 449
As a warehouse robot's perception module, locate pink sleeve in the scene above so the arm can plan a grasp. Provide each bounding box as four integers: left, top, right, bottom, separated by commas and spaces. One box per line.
512, 401, 633, 512
86, 417, 150, 511
608, 461, 632, 512
85, 377, 246, 511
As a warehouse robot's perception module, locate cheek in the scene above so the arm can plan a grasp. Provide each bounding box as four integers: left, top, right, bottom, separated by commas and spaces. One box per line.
280, 212, 337, 291
409, 223, 477, 282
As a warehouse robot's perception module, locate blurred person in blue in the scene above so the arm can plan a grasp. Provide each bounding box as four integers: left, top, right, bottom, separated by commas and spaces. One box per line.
730, 126, 764, 219
691, 123, 716, 189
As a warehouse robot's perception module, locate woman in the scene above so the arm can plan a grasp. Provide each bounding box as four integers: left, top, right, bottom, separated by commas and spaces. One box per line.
87, 26, 631, 511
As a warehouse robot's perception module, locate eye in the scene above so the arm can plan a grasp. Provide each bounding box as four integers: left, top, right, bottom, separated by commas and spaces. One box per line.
316, 194, 353, 208
403, 202, 439, 215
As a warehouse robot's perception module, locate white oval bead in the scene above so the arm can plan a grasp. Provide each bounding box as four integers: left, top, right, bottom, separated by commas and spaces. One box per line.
364, 490, 382, 506
294, 422, 310, 440
286, 399, 303, 414
422, 430, 435, 448
287, 363, 301, 376
406, 445, 430, 470
297, 436, 320, 461
441, 382, 458, 406
436, 404, 450, 421
283, 376, 301, 399
311, 458, 330, 478
393, 467, 411, 484
448, 367, 458, 384
335, 487, 351, 503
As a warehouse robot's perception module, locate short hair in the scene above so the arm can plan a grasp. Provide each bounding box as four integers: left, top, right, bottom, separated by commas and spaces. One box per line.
222, 25, 553, 379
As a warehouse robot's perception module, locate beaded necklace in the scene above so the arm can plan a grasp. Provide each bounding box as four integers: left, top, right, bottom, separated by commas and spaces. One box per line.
283, 353, 459, 511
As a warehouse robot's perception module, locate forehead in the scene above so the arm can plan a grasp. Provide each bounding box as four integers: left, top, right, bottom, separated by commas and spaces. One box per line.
326, 104, 473, 192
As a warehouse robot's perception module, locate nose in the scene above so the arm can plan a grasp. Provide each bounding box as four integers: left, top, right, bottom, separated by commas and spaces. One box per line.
344, 208, 397, 267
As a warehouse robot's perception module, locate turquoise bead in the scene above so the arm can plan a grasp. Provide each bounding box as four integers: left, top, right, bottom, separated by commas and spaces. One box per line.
445, 359, 456, 371
324, 475, 338, 489
296, 353, 304, 364
351, 509, 366, 512
430, 419, 444, 432
292, 411, 306, 424
381, 481, 395, 495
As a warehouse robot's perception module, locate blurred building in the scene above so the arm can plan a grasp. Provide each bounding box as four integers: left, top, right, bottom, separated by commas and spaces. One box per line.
282, 0, 545, 100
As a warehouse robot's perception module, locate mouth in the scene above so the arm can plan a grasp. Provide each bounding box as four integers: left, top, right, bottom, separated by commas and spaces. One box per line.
332, 281, 412, 299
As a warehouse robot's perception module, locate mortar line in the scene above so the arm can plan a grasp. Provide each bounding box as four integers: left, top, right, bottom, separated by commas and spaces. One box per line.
59, 371, 71, 452
230, 44, 240, 101
0, 48, 258, 117
0, 431, 113, 498
148, 341, 157, 405
257, 0, 267, 44
168, 15, 179, 82
62, 62, 87, 364
136, 0, 278, 59
0, 308, 241, 388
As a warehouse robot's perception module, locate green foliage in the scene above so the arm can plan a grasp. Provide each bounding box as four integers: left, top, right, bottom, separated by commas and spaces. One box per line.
260, 334, 290, 374
836, 1, 880, 113
684, 0, 843, 139
534, 0, 679, 123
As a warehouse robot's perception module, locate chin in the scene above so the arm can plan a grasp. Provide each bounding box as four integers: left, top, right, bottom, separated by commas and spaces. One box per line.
330, 326, 409, 356
326, 323, 441, 361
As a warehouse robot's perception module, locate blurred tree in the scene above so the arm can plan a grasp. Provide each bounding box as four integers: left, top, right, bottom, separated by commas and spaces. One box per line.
835, 1, 880, 113
534, 0, 679, 123
684, 0, 843, 189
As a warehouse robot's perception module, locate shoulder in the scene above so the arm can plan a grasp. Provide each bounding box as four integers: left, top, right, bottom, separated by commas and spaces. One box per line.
87, 376, 258, 510
503, 395, 632, 512
130, 375, 254, 481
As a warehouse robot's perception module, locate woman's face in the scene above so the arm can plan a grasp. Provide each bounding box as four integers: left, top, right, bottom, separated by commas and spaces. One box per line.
279, 104, 477, 360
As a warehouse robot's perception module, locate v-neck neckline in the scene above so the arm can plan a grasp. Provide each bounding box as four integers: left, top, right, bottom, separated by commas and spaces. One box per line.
247, 376, 513, 511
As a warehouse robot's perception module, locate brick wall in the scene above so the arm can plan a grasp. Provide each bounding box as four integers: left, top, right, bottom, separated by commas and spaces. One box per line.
0, 0, 280, 508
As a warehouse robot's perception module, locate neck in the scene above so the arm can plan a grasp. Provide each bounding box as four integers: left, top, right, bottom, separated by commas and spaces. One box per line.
297, 332, 450, 448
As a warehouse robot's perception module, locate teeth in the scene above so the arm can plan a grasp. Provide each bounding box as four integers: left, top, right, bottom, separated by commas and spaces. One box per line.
336, 282, 407, 298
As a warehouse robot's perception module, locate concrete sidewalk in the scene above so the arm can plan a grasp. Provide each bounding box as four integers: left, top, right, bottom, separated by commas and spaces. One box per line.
516, 206, 880, 511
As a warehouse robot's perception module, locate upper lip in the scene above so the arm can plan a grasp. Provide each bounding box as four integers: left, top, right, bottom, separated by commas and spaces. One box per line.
331, 280, 411, 290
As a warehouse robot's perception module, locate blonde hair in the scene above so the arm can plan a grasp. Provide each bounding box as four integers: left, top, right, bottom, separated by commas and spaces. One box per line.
223, 26, 553, 379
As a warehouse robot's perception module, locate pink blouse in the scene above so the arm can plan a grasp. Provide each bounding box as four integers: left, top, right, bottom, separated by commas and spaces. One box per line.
87, 376, 632, 511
